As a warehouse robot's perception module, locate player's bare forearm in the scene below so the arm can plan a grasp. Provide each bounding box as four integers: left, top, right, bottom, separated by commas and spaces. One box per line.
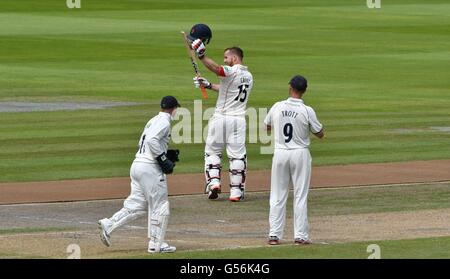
200, 56, 221, 75
209, 83, 220, 92
314, 129, 324, 139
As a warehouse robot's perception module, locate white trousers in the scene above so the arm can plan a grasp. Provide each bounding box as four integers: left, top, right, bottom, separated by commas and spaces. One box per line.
107, 161, 170, 245
269, 148, 312, 240
205, 114, 246, 158
127, 161, 169, 216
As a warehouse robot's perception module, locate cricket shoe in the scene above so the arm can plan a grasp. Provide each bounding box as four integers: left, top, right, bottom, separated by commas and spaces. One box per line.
268, 236, 279, 245
207, 182, 221, 200
98, 218, 112, 247
229, 187, 243, 202
294, 238, 311, 245
148, 242, 177, 253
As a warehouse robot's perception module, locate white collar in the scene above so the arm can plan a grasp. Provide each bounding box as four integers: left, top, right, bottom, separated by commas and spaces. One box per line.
287, 97, 304, 104
231, 64, 247, 69
158, 111, 172, 120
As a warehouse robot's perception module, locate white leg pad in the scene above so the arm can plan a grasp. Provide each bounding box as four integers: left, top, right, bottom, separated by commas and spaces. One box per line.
229, 157, 247, 199
229, 157, 246, 188
149, 215, 169, 252
148, 200, 170, 252
107, 208, 146, 235
204, 153, 222, 193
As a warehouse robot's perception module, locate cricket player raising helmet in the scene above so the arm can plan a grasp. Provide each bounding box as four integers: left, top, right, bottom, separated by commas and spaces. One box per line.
264, 75, 324, 245
98, 96, 180, 253
190, 25, 253, 202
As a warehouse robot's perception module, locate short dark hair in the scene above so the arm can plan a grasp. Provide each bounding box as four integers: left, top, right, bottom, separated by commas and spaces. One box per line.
224, 47, 244, 60
289, 75, 308, 93
160, 95, 180, 109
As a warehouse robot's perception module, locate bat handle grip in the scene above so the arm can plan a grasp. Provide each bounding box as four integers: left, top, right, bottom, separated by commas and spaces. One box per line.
200, 84, 208, 99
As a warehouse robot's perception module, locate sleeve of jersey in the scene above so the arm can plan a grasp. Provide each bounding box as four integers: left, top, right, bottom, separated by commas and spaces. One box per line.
148, 122, 170, 156
218, 65, 234, 77
308, 108, 323, 134
264, 105, 274, 126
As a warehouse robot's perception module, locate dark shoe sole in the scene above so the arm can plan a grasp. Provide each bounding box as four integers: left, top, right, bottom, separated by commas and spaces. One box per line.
208, 186, 221, 200
294, 240, 311, 245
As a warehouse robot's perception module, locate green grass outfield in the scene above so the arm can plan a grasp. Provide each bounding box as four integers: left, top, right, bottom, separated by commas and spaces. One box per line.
130, 236, 450, 259
1, 0, 449, 182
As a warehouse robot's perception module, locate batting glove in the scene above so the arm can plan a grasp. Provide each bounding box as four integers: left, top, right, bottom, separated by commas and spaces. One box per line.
191, 39, 206, 59
193, 76, 212, 89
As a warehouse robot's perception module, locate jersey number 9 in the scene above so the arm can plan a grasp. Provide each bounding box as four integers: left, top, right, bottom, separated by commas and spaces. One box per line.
283, 123, 293, 143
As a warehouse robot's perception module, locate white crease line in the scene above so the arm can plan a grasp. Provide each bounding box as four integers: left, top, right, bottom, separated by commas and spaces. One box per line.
4, 215, 146, 230
15, 215, 95, 225
0, 230, 146, 240
0, 230, 89, 239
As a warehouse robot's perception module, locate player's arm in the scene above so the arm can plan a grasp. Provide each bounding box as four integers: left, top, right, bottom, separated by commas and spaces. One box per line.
148, 123, 175, 174
190, 39, 222, 75
147, 122, 171, 158
264, 104, 276, 132
148, 123, 169, 156
308, 107, 325, 139
193, 76, 219, 92
200, 56, 222, 76
201, 63, 234, 92
313, 129, 324, 139
209, 83, 220, 92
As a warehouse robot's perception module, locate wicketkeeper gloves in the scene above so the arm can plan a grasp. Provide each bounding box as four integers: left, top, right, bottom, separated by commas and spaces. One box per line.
166, 149, 180, 162
156, 153, 175, 174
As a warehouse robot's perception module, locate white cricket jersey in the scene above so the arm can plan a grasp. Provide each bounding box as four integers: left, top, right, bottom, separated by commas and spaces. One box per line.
264, 97, 323, 149
215, 64, 253, 117
134, 112, 171, 164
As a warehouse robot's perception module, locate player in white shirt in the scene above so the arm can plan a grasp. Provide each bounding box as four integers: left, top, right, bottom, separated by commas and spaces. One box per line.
264, 75, 324, 245
98, 96, 180, 253
191, 40, 253, 201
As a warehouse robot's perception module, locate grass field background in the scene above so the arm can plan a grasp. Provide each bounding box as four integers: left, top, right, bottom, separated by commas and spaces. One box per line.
0, 0, 449, 182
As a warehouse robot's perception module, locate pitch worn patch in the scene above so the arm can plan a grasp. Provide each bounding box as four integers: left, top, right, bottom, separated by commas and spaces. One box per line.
0, 101, 139, 113
391, 127, 450, 134
430, 126, 450, 133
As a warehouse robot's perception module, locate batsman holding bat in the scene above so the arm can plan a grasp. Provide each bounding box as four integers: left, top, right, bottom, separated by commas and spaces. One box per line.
98, 96, 180, 253
187, 24, 254, 201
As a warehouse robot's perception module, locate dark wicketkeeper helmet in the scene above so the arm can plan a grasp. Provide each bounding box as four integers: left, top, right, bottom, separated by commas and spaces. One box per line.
188, 23, 212, 44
